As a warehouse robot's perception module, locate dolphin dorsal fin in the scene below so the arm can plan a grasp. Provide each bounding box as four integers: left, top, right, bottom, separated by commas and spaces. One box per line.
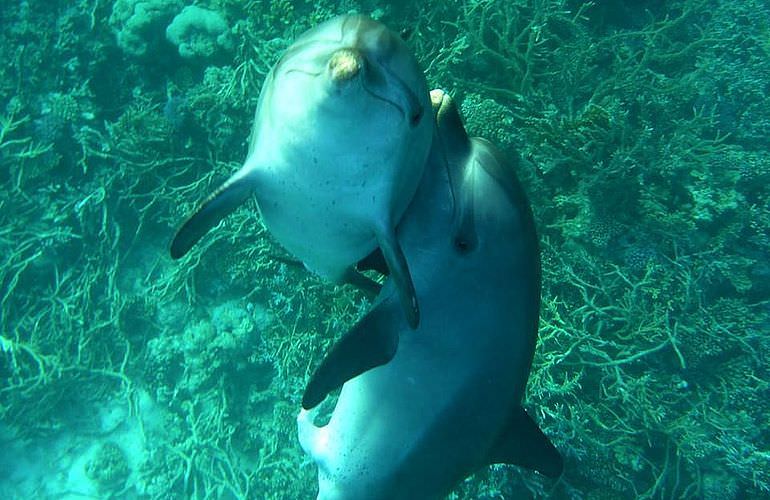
376, 225, 419, 329
487, 407, 563, 479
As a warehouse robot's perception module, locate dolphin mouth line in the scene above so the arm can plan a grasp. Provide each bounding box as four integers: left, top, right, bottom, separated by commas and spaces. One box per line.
361, 61, 422, 124
283, 68, 324, 78
274, 17, 421, 124
282, 58, 420, 126
362, 85, 403, 116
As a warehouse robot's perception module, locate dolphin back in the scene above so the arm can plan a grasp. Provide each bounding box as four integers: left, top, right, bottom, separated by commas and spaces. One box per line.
299, 90, 562, 499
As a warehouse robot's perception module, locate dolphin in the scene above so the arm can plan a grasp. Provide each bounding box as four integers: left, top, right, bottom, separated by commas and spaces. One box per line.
297, 90, 563, 500
170, 15, 433, 328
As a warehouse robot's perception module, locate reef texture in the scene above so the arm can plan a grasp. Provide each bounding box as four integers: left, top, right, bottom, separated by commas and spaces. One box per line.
0, 0, 768, 498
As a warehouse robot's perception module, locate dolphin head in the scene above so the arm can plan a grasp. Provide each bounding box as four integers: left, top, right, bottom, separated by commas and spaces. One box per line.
270, 15, 427, 129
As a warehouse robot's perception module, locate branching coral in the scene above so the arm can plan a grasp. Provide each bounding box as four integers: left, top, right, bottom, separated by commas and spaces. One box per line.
2, 0, 768, 498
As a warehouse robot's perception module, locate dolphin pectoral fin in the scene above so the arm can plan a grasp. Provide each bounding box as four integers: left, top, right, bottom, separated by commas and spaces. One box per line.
302, 303, 398, 410
297, 408, 318, 446
376, 227, 419, 329
342, 268, 383, 299
488, 407, 563, 479
356, 248, 388, 275
170, 174, 255, 259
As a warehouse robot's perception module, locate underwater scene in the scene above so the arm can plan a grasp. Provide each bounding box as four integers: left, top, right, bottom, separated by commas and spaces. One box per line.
1, 0, 769, 498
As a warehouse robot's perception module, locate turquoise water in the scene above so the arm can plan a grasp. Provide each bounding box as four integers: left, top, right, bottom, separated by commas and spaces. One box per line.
1, 0, 768, 498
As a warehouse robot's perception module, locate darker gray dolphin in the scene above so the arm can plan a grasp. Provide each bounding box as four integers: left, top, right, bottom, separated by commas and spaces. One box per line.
298, 90, 562, 500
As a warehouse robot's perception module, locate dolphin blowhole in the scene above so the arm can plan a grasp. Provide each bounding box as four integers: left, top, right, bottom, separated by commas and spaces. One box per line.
328, 48, 363, 82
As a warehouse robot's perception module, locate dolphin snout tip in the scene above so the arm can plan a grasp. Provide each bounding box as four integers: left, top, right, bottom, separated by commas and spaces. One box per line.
328, 49, 363, 83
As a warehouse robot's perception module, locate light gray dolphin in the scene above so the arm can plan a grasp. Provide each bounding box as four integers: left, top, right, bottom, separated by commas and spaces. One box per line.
170, 15, 433, 327
297, 90, 562, 500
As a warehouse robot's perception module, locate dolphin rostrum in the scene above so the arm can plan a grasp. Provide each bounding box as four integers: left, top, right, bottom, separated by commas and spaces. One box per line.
297, 89, 563, 499
170, 15, 433, 328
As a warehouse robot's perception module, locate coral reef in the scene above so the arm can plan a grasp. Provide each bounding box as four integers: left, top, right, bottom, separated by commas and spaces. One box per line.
110, 0, 184, 57
85, 441, 132, 495
166, 5, 233, 62
0, 0, 768, 498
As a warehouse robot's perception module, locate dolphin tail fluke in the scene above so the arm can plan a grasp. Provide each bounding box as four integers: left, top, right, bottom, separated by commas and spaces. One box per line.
487, 407, 563, 479
302, 303, 398, 409
376, 227, 419, 329
170, 171, 256, 259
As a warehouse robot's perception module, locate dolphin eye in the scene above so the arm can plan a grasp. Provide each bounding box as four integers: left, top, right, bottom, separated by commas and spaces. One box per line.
454, 237, 473, 254
410, 107, 423, 126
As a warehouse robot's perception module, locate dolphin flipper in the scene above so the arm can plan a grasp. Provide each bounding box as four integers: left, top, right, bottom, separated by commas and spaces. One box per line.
356, 248, 388, 275
302, 302, 399, 409
342, 268, 382, 298
376, 227, 419, 329
170, 174, 255, 259
487, 407, 563, 478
